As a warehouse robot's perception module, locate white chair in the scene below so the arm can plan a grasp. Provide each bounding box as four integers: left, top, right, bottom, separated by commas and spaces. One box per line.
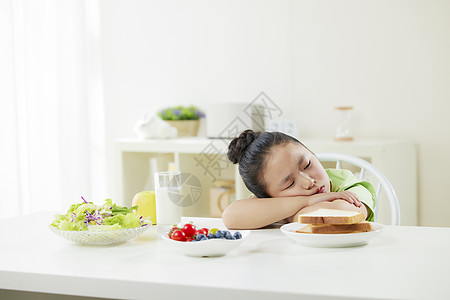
315, 152, 401, 225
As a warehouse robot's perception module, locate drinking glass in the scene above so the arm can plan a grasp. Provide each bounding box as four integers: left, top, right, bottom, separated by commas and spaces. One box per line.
154, 171, 183, 234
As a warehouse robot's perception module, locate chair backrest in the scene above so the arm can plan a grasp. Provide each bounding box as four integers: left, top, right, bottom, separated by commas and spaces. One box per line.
315, 152, 401, 225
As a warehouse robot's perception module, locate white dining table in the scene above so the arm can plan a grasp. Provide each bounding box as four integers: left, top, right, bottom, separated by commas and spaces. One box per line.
1, 212, 449, 300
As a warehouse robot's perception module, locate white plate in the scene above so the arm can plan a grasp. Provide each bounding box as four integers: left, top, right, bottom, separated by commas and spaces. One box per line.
49, 225, 151, 246
280, 222, 383, 248
161, 230, 250, 257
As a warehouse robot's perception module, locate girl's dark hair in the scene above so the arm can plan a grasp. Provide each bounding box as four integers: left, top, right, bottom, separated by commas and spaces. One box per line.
227, 129, 306, 198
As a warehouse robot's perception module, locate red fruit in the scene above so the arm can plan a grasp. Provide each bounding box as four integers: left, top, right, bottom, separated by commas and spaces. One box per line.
170, 229, 186, 242
182, 223, 197, 238
195, 228, 209, 236
168, 226, 181, 237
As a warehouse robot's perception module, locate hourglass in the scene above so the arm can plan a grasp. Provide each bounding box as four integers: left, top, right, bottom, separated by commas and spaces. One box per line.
335, 106, 354, 141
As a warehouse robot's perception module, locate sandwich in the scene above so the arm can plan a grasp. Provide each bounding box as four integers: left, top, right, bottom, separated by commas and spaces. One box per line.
296, 209, 372, 234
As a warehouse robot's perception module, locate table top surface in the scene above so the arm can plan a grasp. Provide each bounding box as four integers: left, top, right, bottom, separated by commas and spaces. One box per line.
1, 212, 449, 300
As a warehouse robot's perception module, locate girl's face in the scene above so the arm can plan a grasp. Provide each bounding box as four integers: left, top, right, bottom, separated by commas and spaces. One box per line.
263, 142, 330, 198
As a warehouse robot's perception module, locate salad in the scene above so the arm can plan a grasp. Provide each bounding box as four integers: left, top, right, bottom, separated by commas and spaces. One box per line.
51, 197, 150, 231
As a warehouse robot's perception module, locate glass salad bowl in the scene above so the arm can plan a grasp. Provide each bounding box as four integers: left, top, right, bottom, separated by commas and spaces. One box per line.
50, 197, 152, 246
49, 225, 150, 246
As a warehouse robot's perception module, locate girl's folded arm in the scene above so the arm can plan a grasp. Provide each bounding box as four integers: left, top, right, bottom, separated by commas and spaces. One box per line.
222, 191, 362, 230
222, 196, 310, 230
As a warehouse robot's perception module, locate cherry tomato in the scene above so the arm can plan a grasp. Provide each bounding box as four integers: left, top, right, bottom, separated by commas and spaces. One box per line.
170, 229, 186, 242
195, 228, 209, 236
182, 223, 197, 238
168, 226, 181, 238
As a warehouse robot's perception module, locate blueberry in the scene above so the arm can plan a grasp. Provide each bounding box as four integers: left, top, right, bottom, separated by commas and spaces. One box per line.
224, 231, 232, 239
196, 234, 206, 241
200, 236, 208, 241
207, 233, 216, 239
233, 231, 242, 240
215, 230, 223, 238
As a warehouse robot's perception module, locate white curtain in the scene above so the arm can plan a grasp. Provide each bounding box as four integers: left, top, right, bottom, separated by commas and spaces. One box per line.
0, 0, 105, 219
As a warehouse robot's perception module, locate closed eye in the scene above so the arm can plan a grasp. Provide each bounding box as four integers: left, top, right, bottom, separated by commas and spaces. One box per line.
304, 160, 311, 170
286, 181, 295, 189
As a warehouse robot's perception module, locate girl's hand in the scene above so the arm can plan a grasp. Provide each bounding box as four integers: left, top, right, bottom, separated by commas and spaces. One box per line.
334, 191, 362, 207
308, 191, 362, 208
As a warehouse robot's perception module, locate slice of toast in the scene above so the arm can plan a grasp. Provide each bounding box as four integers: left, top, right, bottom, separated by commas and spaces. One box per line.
298, 209, 365, 225
296, 222, 372, 234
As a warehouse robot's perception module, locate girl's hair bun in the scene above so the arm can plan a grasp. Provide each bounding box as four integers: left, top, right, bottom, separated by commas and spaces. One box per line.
227, 129, 261, 164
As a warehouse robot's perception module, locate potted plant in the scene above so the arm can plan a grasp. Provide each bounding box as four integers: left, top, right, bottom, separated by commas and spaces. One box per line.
158, 105, 205, 137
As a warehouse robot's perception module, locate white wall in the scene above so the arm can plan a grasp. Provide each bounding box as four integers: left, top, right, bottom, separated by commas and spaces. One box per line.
100, 0, 450, 226
101, 0, 294, 140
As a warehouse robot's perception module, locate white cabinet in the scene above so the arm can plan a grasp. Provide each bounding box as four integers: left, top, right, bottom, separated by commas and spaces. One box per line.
113, 138, 417, 225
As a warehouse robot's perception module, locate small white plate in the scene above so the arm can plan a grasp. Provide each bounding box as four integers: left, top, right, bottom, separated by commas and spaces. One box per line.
161, 230, 250, 257
280, 222, 383, 248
